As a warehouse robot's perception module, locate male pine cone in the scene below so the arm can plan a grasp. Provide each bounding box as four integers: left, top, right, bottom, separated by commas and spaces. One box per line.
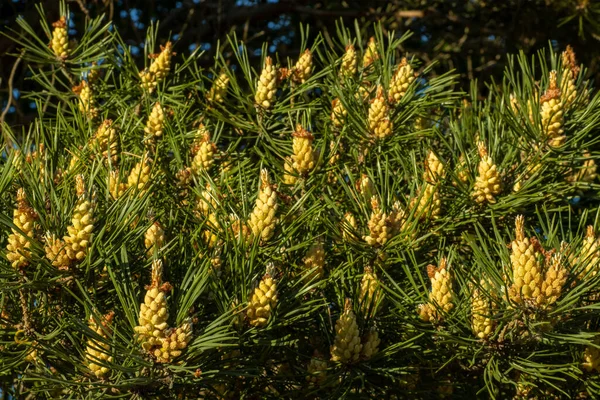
330, 299, 362, 364
248, 169, 278, 242
472, 142, 502, 204
63, 175, 95, 262
246, 273, 278, 327
418, 258, 453, 323
255, 56, 278, 109
85, 312, 114, 379
508, 215, 542, 304
388, 58, 415, 105
368, 86, 393, 139
6, 189, 38, 269
292, 124, 316, 176
50, 16, 69, 59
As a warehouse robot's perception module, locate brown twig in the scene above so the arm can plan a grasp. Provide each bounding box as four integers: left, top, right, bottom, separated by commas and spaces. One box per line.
0, 50, 24, 145
70, 0, 91, 19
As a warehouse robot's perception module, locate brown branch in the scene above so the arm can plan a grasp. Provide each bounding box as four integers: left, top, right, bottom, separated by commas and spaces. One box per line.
70, 0, 91, 20
0, 50, 24, 144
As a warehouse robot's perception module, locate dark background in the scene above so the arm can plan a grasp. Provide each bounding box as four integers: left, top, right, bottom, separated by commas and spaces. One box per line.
2, 0, 600, 129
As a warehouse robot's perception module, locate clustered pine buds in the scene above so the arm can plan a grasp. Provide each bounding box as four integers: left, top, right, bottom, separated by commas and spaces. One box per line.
363, 37, 379, 69
540, 71, 565, 148
576, 226, 600, 278
303, 240, 325, 281
330, 299, 362, 364
145, 221, 165, 257
583, 341, 600, 373
293, 49, 313, 84
127, 154, 152, 194
331, 98, 347, 128
140, 42, 174, 93
207, 72, 230, 104
291, 124, 316, 176
85, 311, 114, 379
108, 170, 127, 199
6, 189, 38, 269
63, 175, 96, 262
255, 56, 278, 109
191, 125, 217, 176
246, 273, 278, 327
560, 45, 579, 109
144, 102, 165, 139
388, 58, 416, 104
359, 267, 382, 318
340, 44, 357, 78
91, 120, 119, 164
134, 260, 192, 363
412, 150, 444, 220
368, 86, 393, 139
360, 327, 380, 360
363, 197, 403, 247
50, 16, 69, 59
73, 80, 99, 119
471, 280, 495, 339
248, 169, 278, 242
472, 142, 502, 204
418, 258, 453, 323
306, 352, 328, 386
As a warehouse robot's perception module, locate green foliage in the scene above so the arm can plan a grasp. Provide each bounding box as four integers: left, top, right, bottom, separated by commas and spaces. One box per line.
2, 3, 600, 399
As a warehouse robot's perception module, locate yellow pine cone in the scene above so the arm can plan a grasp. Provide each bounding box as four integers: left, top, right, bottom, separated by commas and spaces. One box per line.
283, 156, 297, 185
63, 175, 95, 262
363, 197, 403, 247
127, 155, 152, 194
247, 273, 278, 327
341, 212, 357, 241
538, 249, 568, 307
108, 170, 127, 199
292, 124, 316, 175
203, 213, 220, 248
362, 37, 379, 69
472, 142, 502, 204
540, 71, 565, 147
73, 80, 99, 119
191, 127, 217, 175
293, 49, 313, 83
560, 45, 579, 109
411, 182, 441, 220
340, 44, 357, 78
229, 214, 250, 244
145, 221, 165, 257
85, 312, 114, 379
453, 154, 470, 186
207, 72, 230, 103
44, 233, 70, 271
576, 226, 600, 279
248, 169, 278, 242
388, 58, 416, 104
508, 215, 543, 304
424, 150, 445, 183
331, 98, 347, 128
6, 189, 38, 269
144, 102, 165, 139
418, 258, 453, 323
50, 17, 69, 59
303, 240, 325, 281
91, 120, 119, 164
368, 86, 393, 139
330, 299, 362, 364
583, 341, 600, 373
139, 69, 157, 93
255, 56, 278, 109
361, 327, 380, 360
195, 184, 218, 217
140, 41, 174, 92
134, 259, 170, 351
569, 151, 597, 183
154, 319, 193, 363
471, 280, 494, 339
306, 352, 328, 386
357, 174, 375, 203
359, 267, 382, 317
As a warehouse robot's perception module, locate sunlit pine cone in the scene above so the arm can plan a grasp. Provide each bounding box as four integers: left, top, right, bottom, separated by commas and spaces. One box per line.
560, 45, 579, 109
134, 259, 170, 351
207, 72, 230, 103
63, 175, 95, 262
293, 49, 313, 84
508, 215, 543, 304
472, 142, 502, 204
145, 221, 165, 258
341, 212, 357, 241
418, 258, 453, 322
331, 98, 347, 128
363, 197, 394, 247
108, 170, 127, 199
362, 37, 379, 69
303, 240, 325, 281
139, 70, 157, 93
44, 233, 70, 271
368, 86, 393, 139
540, 71, 565, 148
248, 169, 278, 243
127, 154, 152, 195
203, 213, 220, 248
424, 150, 445, 183
195, 184, 218, 217
306, 352, 328, 386
175, 167, 193, 189
191, 127, 217, 176
339, 43, 357, 78
576, 226, 600, 279
50, 16, 69, 59
538, 247, 568, 307
453, 154, 470, 186
411, 182, 440, 220
471, 280, 495, 339
568, 151, 597, 183
246, 273, 278, 327
91, 120, 119, 164
149, 41, 174, 83
583, 340, 600, 373
283, 157, 297, 185
144, 102, 165, 139
154, 319, 193, 363
6, 189, 38, 269
356, 174, 375, 203
229, 214, 250, 244
85, 311, 114, 379
73, 80, 99, 119
330, 299, 362, 364
388, 58, 416, 105
292, 124, 316, 175
255, 56, 278, 109
359, 267, 383, 318
360, 327, 380, 360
